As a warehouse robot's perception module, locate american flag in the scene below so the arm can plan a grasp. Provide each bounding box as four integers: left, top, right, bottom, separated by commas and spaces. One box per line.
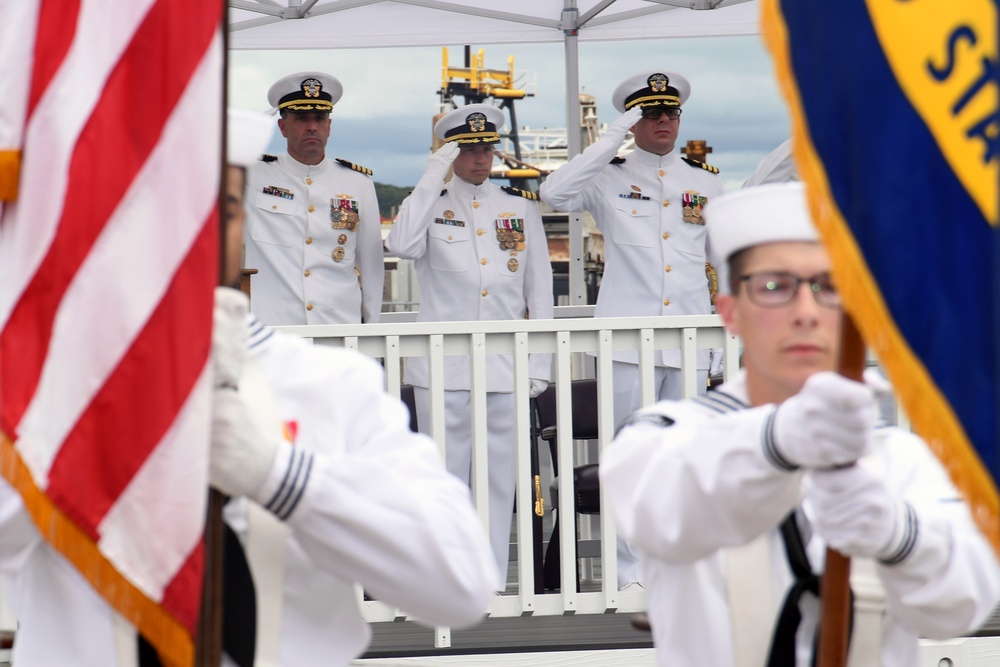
0, 1, 223, 664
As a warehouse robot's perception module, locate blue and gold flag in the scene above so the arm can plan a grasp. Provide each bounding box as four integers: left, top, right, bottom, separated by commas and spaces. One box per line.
762, 0, 998, 551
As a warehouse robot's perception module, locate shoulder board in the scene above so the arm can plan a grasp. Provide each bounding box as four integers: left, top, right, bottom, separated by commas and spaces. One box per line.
682, 157, 720, 174
335, 158, 373, 176
610, 156, 626, 165
501, 186, 538, 201
261, 154, 278, 163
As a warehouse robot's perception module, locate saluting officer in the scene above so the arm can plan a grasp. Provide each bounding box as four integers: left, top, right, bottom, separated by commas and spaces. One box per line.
541, 70, 724, 587
385, 104, 554, 587
244, 71, 383, 325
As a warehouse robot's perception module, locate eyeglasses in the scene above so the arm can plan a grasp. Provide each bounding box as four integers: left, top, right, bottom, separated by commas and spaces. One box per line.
739, 271, 841, 309
640, 107, 682, 121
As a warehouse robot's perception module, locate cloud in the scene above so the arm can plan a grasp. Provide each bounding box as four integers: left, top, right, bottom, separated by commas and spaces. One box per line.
230, 35, 792, 188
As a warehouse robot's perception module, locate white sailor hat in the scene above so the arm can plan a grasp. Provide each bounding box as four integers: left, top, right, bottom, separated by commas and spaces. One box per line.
612, 70, 691, 113
227, 109, 276, 168
705, 182, 819, 291
267, 71, 343, 113
434, 104, 505, 145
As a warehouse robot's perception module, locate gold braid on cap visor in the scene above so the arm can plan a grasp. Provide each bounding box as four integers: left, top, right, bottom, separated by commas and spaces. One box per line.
279, 99, 334, 112
625, 95, 681, 110
445, 132, 501, 144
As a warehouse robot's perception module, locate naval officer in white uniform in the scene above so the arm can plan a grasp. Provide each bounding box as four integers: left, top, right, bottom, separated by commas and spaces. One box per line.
540, 69, 724, 587
384, 104, 554, 587
244, 71, 383, 325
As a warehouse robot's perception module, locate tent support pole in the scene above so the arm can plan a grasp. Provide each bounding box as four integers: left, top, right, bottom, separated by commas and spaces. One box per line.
562, 0, 585, 305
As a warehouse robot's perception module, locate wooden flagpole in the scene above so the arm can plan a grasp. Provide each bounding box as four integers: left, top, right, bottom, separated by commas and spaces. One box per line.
196, 6, 229, 664
816, 313, 866, 667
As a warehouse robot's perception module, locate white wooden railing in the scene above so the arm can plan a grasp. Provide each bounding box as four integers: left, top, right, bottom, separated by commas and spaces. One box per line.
275, 307, 742, 648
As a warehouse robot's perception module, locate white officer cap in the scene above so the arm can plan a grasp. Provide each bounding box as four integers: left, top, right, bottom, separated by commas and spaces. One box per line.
267, 71, 343, 113
434, 104, 505, 144
742, 139, 798, 187
227, 109, 276, 168
612, 69, 691, 113
705, 182, 820, 292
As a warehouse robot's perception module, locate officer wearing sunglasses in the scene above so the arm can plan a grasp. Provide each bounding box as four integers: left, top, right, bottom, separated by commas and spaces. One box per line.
540, 69, 724, 589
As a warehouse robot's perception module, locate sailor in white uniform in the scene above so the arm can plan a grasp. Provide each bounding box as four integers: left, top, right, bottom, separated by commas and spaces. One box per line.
212, 291, 497, 667
600, 183, 1000, 666
384, 104, 554, 587
244, 71, 383, 325
540, 69, 724, 587
0, 110, 496, 667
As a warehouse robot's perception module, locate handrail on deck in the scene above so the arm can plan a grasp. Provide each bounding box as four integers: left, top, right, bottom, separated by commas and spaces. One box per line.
275, 313, 740, 648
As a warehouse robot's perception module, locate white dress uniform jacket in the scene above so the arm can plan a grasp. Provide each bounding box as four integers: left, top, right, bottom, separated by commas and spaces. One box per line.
540, 140, 723, 368
245, 154, 383, 325
0, 316, 496, 667
385, 175, 554, 390
600, 372, 1000, 667
230, 316, 496, 666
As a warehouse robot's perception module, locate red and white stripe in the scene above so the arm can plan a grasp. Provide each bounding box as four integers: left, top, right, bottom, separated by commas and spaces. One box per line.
0, 0, 222, 658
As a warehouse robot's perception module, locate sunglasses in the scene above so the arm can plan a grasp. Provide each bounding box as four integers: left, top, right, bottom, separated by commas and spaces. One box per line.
640, 107, 682, 121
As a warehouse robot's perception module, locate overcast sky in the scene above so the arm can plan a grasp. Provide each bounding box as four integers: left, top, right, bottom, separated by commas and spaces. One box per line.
228, 34, 791, 191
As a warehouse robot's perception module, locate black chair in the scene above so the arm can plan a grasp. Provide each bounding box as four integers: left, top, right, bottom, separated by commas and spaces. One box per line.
531, 379, 602, 591
398, 384, 419, 433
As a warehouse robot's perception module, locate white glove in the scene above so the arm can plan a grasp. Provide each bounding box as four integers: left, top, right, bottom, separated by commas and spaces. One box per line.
210, 386, 279, 499
709, 348, 724, 378
421, 141, 461, 183
807, 465, 912, 562
212, 287, 249, 390
529, 378, 548, 398
604, 106, 643, 145
768, 371, 877, 470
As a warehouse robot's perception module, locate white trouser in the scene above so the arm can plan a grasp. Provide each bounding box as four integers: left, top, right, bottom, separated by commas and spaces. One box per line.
414, 388, 516, 591
611, 362, 708, 587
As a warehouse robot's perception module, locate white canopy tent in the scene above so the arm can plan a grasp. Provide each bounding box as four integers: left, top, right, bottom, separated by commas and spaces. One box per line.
228, 0, 760, 302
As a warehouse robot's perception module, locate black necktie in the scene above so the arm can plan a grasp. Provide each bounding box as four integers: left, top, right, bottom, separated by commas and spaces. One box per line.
766, 511, 821, 667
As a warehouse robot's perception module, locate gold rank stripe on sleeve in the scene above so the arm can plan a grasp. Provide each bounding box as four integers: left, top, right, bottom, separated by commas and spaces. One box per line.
335, 158, 373, 176
681, 157, 720, 174
501, 185, 538, 201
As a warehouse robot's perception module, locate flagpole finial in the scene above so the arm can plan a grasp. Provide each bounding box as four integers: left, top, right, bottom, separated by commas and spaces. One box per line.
0, 150, 21, 202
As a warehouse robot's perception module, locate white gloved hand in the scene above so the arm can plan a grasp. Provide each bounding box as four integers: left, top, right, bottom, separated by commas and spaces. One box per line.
210, 387, 280, 499
212, 287, 249, 390
529, 378, 548, 398
807, 465, 913, 562
768, 371, 877, 470
709, 348, 724, 378
421, 141, 461, 183
604, 106, 644, 145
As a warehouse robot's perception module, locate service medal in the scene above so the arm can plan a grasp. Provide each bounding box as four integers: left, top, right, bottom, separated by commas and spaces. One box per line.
508, 258, 519, 272
681, 191, 708, 225
332, 246, 345, 262
496, 228, 516, 249
331, 198, 359, 230
338, 234, 348, 245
